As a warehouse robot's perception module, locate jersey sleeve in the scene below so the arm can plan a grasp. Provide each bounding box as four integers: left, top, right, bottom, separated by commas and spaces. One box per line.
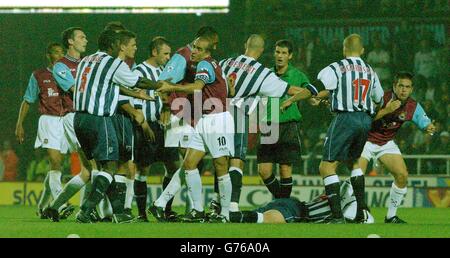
52, 62, 75, 92
113, 62, 140, 87
195, 61, 215, 85
23, 73, 39, 103
317, 66, 338, 90
158, 53, 187, 83
370, 73, 384, 104
412, 103, 431, 130
257, 70, 289, 97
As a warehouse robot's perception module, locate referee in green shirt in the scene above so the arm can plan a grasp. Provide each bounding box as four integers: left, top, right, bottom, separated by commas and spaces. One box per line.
257, 39, 309, 198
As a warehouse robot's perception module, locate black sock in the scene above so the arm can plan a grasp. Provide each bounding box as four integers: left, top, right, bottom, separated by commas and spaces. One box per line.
229, 169, 243, 203
263, 173, 281, 198
324, 182, 343, 218
198, 159, 205, 173
134, 180, 147, 216
81, 175, 110, 213
162, 176, 174, 211
279, 177, 293, 198
213, 172, 219, 198
350, 175, 366, 217
229, 211, 258, 223
106, 181, 126, 214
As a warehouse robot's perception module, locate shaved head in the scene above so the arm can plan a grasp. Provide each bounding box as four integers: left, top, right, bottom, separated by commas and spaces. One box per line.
343, 34, 364, 57
246, 34, 265, 51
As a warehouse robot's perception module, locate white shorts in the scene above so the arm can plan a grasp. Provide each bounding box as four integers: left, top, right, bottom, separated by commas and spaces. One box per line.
34, 115, 67, 153
61, 112, 81, 153
164, 115, 196, 149
188, 111, 235, 158
360, 140, 402, 161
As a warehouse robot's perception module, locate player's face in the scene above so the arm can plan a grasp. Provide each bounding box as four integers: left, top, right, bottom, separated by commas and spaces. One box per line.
156, 44, 171, 66
274, 46, 292, 68
48, 46, 64, 65
122, 38, 137, 59
191, 38, 210, 62
72, 30, 88, 54
393, 78, 413, 101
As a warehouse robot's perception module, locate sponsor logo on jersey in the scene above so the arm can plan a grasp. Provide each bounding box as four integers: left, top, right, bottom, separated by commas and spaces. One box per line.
47, 88, 59, 97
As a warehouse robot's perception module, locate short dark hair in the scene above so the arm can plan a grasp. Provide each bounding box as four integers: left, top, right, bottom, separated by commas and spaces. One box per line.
116, 30, 137, 46
275, 39, 294, 54
46, 42, 63, 55
104, 21, 126, 32
61, 27, 83, 49
394, 71, 414, 85
149, 36, 170, 54
98, 29, 118, 52
196, 26, 218, 38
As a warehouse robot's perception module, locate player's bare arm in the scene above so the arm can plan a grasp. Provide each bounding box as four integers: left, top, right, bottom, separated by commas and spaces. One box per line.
119, 86, 154, 101
15, 100, 31, 144
135, 76, 160, 90
157, 79, 205, 95
373, 99, 402, 121
120, 102, 145, 125
141, 120, 156, 142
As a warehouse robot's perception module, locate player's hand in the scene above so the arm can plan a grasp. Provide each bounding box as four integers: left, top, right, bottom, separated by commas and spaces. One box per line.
159, 109, 171, 127
426, 120, 436, 136
136, 89, 154, 101
385, 99, 401, 113
15, 124, 25, 144
309, 97, 321, 106
141, 121, 156, 142
157, 81, 174, 93
280, 99, 293, 112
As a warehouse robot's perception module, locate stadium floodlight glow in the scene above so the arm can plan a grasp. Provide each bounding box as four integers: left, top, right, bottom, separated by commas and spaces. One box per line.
0, 0, 229, 13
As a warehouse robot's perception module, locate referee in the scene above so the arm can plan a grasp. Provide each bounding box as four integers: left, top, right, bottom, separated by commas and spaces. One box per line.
257, 39, 308, 199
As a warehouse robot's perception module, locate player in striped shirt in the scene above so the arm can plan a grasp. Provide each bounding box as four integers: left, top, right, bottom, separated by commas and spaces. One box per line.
359, 71, 435, 223
211, 34, 317, 216
283, 34, 384, 223
73, 29, 156, 223
131, 37, 181, 222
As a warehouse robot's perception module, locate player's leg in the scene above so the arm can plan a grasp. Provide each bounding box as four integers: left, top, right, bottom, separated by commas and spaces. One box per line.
258, 162, 280, 198
182, 148, 206, 219
319, 160, 343, 222
378, 153, 408, 223
228, 158, 244, 212
134, 162, 149, 221
279, 164, 293, 198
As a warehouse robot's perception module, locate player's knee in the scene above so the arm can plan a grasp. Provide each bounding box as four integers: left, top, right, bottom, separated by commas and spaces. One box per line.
213, 157, 229, 175
394, 170, 408, 187
182, 160, 197, 171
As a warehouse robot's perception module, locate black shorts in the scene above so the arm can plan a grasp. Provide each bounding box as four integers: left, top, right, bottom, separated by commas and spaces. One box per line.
134, 122, 179, 167
74, 112, 119, 162
257, 121, 302, 164
255, 197, 306, 223
111, 113, 134, 162
322, 112, 372, 162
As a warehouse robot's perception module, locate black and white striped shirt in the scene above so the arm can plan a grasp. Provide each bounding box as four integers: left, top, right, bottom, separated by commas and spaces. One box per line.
318, 57, 384, 115
133, 62, 163, 122
74, 51, 139, 117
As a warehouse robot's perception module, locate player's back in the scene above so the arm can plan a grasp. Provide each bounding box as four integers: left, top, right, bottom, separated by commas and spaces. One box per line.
74, 51, 123, 117
321, 57, 383, 115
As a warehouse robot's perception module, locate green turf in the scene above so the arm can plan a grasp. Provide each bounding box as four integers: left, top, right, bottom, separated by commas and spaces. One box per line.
0, 205, 449, 238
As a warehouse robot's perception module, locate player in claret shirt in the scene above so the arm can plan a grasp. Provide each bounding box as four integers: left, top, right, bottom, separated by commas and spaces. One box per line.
359, 71, 435, 224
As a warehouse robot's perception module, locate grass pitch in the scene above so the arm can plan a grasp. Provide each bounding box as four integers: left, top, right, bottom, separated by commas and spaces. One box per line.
0, 206, 449, 238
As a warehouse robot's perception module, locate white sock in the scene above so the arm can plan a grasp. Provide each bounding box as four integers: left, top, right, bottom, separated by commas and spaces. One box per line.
48, 170, 62, 199
98, 197, 113, 219
256, 212, 264, 223
387, 182, 407, 219
351, 168, 364, 177
55, 174, 85, 212
218, 174, 232, 218
230, 202, 239, 212
155, 168, 181, 209
185, 168, 204, 212
38, 173, 52, 210
125, 178, 134, 209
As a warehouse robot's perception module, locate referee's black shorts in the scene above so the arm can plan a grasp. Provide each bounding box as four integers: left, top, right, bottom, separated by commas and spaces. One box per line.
322, 112, 372, 162
257, 121, 302, 165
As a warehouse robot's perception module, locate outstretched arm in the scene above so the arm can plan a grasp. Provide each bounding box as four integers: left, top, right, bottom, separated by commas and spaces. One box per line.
15, 101, 31, 144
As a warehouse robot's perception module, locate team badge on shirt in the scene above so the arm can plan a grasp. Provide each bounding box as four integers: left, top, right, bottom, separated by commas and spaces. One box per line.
58, 70, 66, 78
398, 112, 406, 121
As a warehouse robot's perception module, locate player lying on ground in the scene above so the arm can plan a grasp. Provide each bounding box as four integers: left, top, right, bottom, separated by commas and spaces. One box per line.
229, 179, 374, 224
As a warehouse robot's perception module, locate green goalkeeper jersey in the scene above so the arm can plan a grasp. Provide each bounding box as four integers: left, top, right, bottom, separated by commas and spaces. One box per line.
265, 64, 309, 123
